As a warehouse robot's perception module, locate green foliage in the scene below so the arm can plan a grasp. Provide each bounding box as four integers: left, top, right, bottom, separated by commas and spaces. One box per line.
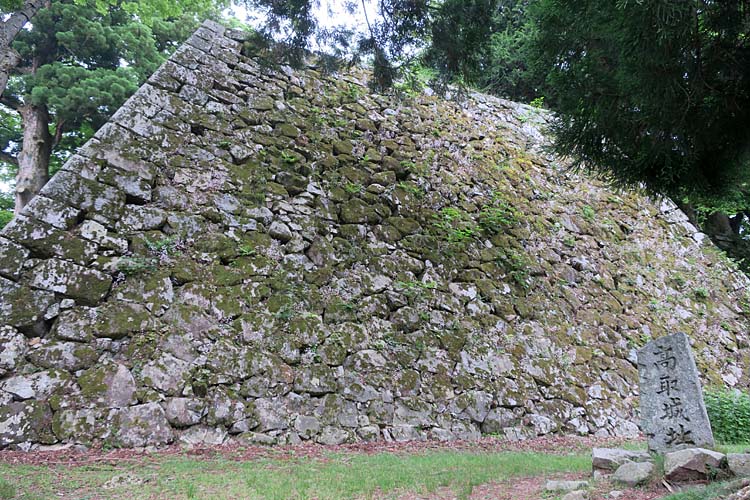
116, 257, 156, 276
662, 480, 748, 500
0, 477, 15, 499
694, 287, 710, 301
496, 249, 531, 290
0, 0, 22, 13
705, 388, 750, 444
478, 0, 542, 101
425, 0, 499, 84
238, 244, 256, 257
0, 0, 224, 213
529, 96, 544, 108
478, 199, 520, 234
0, 210, 12, 229
394, 62, 436, 96
145, 236, 181, 256
532, 0, 750, 200
581, 205, 595, 222
433, 207, 480, 243
397, 181, 425, 199
280, 151, 298, 164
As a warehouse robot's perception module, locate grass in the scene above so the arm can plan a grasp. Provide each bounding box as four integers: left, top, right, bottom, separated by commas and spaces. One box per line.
0, 449, 591, 500
661, 479, 748, 500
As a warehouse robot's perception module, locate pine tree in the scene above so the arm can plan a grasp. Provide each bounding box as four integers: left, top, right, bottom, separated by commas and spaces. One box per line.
0, 0, 225, 215
532, 0, 750, 200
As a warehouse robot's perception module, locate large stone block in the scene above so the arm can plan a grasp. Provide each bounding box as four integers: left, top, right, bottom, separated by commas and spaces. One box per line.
0, 327, 27, 376
0, 369, 77, 401
0, 238, 30, 280
53, 303, 152, 342
110, 403, 174, 447
0, 277, 56, 333
664, 448, 727, 482
638, 333, 714, 452
29, 258, 112, 305
728, 453, 750, 477
592, 448, 652, 472
0, 401, 55, 447
27, 341, 99, 371
1, 216, 97, 265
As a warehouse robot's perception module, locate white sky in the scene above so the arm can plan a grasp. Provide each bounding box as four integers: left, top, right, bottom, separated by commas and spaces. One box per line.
228, 1, 377, 47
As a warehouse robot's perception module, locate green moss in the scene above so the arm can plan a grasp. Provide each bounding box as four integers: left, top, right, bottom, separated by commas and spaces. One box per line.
78, 365, 110, 398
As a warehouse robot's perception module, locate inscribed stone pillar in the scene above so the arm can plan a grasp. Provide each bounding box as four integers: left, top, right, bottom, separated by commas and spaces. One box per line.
637, 332, 714, 453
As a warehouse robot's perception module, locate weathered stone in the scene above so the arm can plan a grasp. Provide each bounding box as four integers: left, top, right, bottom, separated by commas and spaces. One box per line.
27, 341, 99, 371
253, 398, 288, 432
2, 20, 750, 452
140, 353, 191, 396
545, 480, 589, 492
0, 238, 30, 280
317, 426, 349, 445
179, 426, 227, 446
111, 403, 174, 447
728, 454, 750, 477
78, 363, 137, 408
638, 333, 714, 452
612, 461, 654, 487
29, 259, 112, 305
1, 370, 76, 401
592, 448, 652, 471
481, 407, 518, 434
357, 425, 380, 441
52, 408, 104, 443
0, 277, 56, 333
164, 398, 205, 427
53, 303, 152, 342
237, 432, 277, 446
664, 448, 727, 482
294, 415, 321, 439
0, 327, 27, 376
0, 401, 55, 447
294, 365, 338, 395
268, 221, 293, 243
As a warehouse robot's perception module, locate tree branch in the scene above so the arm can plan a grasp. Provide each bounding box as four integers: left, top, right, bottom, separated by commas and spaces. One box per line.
0, 0, 51, 98
0, 151, 18, 166
51, 117, 65, 149
0, 94, 21, 110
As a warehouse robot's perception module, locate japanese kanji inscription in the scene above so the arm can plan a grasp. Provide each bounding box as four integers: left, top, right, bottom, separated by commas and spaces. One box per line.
637, 332, 714, 453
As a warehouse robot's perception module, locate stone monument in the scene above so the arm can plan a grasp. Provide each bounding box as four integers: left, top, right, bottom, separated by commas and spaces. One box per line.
638, 332, 714, 453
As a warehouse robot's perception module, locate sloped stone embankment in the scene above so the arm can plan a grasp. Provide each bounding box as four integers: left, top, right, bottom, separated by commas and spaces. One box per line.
0, 20, 748, 449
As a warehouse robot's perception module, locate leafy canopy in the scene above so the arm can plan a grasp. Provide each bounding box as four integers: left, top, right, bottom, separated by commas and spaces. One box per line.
532, 0, 750, 200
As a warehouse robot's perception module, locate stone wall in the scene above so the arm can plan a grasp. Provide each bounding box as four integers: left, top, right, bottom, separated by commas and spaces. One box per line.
0, 20, 749, 450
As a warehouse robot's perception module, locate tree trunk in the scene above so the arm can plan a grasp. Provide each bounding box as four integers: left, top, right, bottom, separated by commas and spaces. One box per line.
15, 103, 52, 213
0, 0, 50, 98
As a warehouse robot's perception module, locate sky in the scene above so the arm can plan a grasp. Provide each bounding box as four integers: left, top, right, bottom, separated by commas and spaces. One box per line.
228, 1, 377, 46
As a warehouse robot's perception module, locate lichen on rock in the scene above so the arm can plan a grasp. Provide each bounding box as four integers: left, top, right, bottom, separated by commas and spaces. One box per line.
0, 19, 748, 450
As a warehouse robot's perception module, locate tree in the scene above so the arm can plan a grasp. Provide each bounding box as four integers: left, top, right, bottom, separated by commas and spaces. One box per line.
0, 1, 50, 100
423, 0, 542, 102
532, 0, 750, 201
246, 0, 434, 89
1, 0, 226, 214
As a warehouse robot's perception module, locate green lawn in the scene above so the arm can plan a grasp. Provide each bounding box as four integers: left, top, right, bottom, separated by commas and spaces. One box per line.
661, 479, 747, 500
0, 449, 591, 500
